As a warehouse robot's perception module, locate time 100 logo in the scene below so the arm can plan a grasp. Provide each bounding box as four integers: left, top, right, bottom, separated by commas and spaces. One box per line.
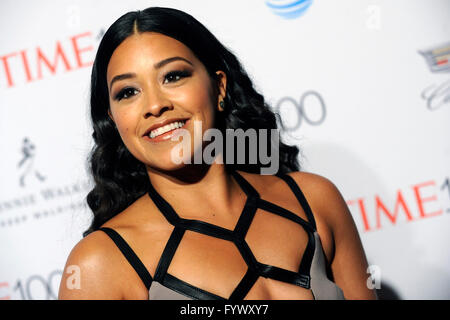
1, 270, 62, 300
273, 91, 326, 131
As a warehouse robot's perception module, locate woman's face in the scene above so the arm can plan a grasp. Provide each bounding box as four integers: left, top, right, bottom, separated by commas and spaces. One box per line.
106, 32, 226, 171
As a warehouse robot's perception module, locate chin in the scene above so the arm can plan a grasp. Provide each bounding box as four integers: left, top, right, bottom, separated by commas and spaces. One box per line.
144, 157, 193, 173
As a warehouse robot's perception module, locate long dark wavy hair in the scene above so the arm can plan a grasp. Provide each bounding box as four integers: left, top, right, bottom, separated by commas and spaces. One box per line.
83, 7, 303, 237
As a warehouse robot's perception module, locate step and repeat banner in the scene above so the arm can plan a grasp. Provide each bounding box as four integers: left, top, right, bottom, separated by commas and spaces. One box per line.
0, 0, 449, 300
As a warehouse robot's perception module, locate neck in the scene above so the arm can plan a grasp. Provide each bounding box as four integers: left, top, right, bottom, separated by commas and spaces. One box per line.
146, 163, 241, 220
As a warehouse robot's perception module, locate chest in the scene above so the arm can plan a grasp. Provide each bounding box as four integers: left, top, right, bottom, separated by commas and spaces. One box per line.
132, 206, 330, 300
122, 176, 334, 300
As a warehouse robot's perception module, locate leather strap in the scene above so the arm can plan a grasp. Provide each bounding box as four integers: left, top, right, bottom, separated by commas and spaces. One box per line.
99, 227, 153, 290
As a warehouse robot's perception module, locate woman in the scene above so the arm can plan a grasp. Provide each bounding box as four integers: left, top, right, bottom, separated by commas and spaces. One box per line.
59, 7, 377, 300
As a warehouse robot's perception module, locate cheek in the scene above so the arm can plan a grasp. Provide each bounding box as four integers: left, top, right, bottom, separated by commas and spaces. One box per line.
112, 109, 138, 142
184, 80, 216, 122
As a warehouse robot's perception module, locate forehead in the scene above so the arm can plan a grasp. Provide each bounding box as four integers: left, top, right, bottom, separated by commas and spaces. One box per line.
107, 32, 197, 78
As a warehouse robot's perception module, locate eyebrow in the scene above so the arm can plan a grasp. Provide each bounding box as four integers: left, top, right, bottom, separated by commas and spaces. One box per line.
109, 56, 193, 92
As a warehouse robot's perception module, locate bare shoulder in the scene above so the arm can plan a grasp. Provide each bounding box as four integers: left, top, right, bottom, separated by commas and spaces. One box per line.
285, 171, 376, 299
238, 169, 343, 230
58, 194, 157, 300
58, 194, 168, 300
285, 170, 339, 196
284, 170, 353, 232
237, 169, 341, 215
58, 229, 125, 299
234, 170, 376, 299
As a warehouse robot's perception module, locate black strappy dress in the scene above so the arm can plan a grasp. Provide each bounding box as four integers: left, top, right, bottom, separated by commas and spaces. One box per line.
99, 170, 345, 300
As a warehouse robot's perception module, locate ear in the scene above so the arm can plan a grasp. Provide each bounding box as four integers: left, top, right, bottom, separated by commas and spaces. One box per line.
215, 70, 227, 101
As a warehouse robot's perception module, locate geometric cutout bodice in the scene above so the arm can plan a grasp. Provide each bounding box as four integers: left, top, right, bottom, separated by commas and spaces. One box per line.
99, 170, 345, 300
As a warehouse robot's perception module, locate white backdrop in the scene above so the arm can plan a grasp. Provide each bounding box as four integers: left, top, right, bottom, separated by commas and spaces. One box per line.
0, 0, 449, 300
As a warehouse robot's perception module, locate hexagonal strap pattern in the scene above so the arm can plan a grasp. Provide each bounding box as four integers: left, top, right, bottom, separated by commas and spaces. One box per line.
100, 170, 318, 300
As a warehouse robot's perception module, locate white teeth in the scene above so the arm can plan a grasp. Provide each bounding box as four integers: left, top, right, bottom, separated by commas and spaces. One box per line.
149, 120, 186, 139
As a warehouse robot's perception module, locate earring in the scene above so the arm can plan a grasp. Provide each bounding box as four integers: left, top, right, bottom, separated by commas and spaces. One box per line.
219, 100, 225, 111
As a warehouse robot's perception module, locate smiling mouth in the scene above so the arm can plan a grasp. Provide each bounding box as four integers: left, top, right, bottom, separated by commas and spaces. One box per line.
150, 120, 186, 138
145, 119, 189, 141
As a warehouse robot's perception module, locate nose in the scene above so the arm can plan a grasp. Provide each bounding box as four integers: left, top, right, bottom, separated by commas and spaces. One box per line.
142, 86, 173, 119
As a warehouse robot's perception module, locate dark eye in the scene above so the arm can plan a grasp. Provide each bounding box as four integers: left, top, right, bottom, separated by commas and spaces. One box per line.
163, 70, 191, 84
115, 87, 139, 101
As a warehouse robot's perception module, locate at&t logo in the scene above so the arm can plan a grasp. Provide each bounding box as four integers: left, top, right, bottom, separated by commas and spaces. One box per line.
265, 0, 313, 19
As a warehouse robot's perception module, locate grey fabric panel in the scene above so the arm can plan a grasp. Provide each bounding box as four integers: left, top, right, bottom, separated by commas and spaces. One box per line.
148, 281, 194, 300
310, 232, 345, 300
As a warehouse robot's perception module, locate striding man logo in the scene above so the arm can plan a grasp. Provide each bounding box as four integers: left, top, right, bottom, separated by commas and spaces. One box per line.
17, 137, 46, 187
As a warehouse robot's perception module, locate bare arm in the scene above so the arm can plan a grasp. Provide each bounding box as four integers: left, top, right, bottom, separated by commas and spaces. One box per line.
289, 171, 377, 300
58, 231, 125, 300
324, 179, 377, 299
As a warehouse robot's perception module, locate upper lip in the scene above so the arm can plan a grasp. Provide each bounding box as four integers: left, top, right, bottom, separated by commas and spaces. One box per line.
142, 117, 189, 137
